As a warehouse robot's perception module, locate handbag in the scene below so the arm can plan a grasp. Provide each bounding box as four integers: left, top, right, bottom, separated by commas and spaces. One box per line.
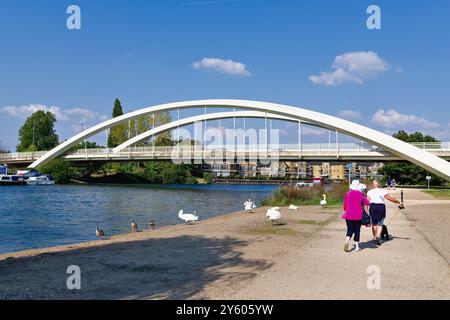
361, 200, 371, 226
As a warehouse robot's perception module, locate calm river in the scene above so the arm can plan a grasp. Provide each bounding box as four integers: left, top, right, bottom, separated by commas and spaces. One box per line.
0, 184, 276, 254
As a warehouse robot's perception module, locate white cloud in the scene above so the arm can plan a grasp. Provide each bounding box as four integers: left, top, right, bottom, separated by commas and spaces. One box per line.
309, 51, 389, 86
338, 110, 363, 121
371, 109, 440, 131
0, 104, 108, 129
193, 57, 251, 76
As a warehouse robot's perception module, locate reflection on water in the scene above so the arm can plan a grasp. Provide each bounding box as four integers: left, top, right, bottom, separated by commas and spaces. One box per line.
0, 184, 276, 254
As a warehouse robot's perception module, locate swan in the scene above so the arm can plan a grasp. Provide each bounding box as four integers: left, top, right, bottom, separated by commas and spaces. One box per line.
244, 199, 254, 213
320, 194, 327, 208
131, 220, 138, 232
266, 207, 282, 225
289, 204, 299, 211
178, 210, 199, 225
96, 226, 105, 238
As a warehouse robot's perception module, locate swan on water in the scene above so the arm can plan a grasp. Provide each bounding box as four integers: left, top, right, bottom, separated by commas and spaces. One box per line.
320, 194, 327, 208
266, 207, 282, 225
289, 204, 299, 211
131, 220, 138, 232
178, 210, 199, 225
96, 226, 105, 238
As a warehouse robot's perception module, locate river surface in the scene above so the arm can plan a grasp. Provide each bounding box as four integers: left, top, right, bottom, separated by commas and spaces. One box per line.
0, 184, 276, 254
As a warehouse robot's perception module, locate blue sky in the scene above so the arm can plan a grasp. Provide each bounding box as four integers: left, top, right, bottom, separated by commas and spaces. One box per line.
0, 0, 449, 150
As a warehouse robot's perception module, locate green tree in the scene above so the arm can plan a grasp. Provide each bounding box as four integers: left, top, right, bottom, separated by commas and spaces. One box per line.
380, 162, 445, 186
129, 112, 173, 146
17, 111, 59, 152
384, 130, 445, 186
107, 99, 128, 148
38, 159, 76, 184
71, 141, 104, 151
393, 130, 439, 143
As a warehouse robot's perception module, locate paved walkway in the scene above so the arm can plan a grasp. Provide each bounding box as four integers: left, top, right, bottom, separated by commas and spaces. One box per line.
228, 189, 450, 299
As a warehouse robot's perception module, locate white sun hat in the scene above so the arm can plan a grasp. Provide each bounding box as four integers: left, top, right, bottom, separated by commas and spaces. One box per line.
350, 180, 361, 191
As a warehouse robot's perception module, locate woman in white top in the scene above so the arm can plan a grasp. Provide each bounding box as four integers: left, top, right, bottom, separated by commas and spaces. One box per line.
367, 180, 403, 245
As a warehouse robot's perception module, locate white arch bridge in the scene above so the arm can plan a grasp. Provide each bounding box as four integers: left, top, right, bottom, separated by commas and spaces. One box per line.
1, 100, 449, 181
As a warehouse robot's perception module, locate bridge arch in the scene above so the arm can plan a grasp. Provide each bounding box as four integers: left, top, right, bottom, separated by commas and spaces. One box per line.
29, 99, 450, 181
113, 111, 300, 153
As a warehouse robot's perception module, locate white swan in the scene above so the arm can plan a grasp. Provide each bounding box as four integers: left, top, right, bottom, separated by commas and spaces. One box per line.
320, 194, 327, 208
266, 207, 282, 225
289, 204, 299, 211
244, 199, 254, 213
178, 210, 199, 225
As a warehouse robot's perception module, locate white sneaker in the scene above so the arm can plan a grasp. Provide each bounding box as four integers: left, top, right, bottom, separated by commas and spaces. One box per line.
354, 246, 361, 252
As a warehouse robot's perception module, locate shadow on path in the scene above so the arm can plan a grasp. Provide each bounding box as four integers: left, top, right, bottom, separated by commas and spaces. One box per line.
0, 235, 272, 300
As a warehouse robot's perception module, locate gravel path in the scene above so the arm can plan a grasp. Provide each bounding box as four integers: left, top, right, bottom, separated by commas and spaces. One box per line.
225, 189, 450, 300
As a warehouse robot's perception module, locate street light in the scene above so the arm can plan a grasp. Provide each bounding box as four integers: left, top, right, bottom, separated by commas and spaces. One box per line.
426, 176, 432, 190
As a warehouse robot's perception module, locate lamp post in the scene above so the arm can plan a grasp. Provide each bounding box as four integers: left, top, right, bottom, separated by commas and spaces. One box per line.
426, 176, 432, 190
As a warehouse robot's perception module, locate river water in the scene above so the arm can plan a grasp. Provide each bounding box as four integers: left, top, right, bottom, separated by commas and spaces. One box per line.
0, 184, 276, 254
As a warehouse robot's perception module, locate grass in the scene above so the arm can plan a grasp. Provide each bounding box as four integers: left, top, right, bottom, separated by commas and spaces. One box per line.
261, 184, 346, 207
290, 219, 330, 226
424, 189, 450, 199
251, 223, 296, 236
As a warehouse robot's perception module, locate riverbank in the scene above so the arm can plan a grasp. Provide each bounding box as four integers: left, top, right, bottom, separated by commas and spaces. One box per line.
0, 189, 449, 299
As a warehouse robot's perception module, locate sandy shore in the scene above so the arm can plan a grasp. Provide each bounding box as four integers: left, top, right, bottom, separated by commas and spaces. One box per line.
0, 188, 449, 300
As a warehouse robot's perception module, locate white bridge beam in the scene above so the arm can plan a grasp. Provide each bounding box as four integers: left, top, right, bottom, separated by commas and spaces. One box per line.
28, 99, 450, 181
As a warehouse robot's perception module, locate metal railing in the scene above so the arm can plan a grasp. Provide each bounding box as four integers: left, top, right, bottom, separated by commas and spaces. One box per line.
1, 142, 449, 162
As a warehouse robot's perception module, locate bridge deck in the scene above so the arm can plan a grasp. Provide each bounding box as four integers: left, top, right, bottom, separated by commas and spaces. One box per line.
1, 143, 449, 167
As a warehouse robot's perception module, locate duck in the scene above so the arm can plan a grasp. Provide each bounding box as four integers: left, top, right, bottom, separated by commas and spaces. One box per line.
320, 194, 327, 208
149, 220, 156, 229
178, 210, 199, 225
96, 226, 105, 238
289, 204, 299, 211
266, 207, 282, 225
131, 220, 138, 232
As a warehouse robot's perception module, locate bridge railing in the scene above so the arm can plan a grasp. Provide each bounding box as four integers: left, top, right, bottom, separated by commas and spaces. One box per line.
1, 142, 449, 162
0, 151, 48, 162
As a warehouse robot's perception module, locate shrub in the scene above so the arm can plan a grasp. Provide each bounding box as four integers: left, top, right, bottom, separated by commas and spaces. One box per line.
261, 184, 346, 207
38, 159, 76, 184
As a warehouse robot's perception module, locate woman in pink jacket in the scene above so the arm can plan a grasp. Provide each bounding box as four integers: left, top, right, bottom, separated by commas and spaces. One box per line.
342, 180, 370, 252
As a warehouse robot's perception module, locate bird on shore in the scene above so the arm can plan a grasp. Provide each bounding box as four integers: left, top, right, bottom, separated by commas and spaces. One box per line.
178, 210, 199, 225
96, 226, 105, 238
266, 207, 282, 225
289, 204, 299, 211
149, 220, 157, 229
320, 194, 327, 208
244, 199, 254, 213
131, 220, 138, 232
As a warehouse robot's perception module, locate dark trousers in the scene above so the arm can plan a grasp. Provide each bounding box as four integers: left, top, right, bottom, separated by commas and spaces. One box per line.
346, 220, 362, 242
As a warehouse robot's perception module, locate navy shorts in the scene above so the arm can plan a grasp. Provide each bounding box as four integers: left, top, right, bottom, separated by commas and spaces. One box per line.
369, 203, 386, 226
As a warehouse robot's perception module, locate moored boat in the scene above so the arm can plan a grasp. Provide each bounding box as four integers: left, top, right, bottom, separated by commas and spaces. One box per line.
0, 175, 27, 186
26, 175, 55, 186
